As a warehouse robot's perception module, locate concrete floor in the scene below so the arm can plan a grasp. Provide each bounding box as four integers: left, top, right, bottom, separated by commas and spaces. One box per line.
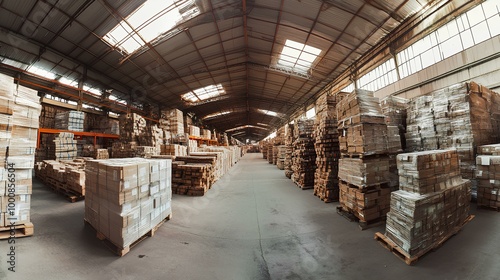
1, 153, 499, 280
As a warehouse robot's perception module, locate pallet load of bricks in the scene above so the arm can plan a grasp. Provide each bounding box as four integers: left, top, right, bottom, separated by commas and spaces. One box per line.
404, 82, 500, 198
291, 119, 316, 189
0, 73, 41, 239
475, 144, 500, 210
35, 158, 87, 201
375, 149, 472, 265
54, 110, 85, 131
313, 93, 345, 203
380, 95, 408, 190
84, 158, 172, 256
336, 89, 392, 227
284, 124, 294, 178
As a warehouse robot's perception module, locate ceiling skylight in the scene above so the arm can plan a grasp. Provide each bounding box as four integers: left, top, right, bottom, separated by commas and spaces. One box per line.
203, 110, 231, 120
258, 109, 279, 117
277, 39, 321, 74
104, 0, 199, 54
83, 85, 102, 96
59, 77, 79, 88
182, 84, 225, 103
27, 66, 56, 80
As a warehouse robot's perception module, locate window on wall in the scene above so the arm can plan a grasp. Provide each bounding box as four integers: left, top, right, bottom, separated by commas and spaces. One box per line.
358, 58, 398, 91
306, 107, 315, 119
397, 0, 500, 79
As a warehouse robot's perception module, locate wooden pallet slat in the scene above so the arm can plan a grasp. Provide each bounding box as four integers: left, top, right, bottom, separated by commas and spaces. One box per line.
0, 223, 34, 240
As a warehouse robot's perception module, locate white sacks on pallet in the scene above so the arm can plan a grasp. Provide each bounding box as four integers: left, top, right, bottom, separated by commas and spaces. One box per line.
85, 158, 172, 249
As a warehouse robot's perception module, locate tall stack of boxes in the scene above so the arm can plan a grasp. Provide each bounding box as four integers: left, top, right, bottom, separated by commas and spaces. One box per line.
160, 109, 184, 136
380, 95, 408, 190
47, 132, 78, 160
284, 124, 295, 178
0, 74, 40, 231
337, 90, 392, 223
292, 119, 316, 189
476, 144, 500, 209
313, 93, 345, 202
54, 110, 85, 131
404, 82, 500, 197
382, 149, 471, 258
85, 158, 172, 253
276, 145, 286, 170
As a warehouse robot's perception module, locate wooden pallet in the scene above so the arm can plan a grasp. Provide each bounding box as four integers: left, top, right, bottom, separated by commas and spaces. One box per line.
340, 152, 387, 159
339, 180, 390, 191
85, 214, 172, 257
46, 182, 85, 203
0, 223, 34, 240
374, 215, 475, 265
336, 206, 386, 230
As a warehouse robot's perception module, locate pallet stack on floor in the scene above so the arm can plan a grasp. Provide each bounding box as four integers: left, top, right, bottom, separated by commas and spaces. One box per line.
113, 113, 158, 158
85, 158, 172, 256
276, 145, 286, 170
35, 158, 88, 201
476, 144, 500, 209
380, 95, 408, 190
284, 124, 295, 178
336, 89, 392, 227
47, 132, 78, 160
291, 119, 316, 189
160, 144, 187, 156
0, 74, 40, 238
376, 149, 472, 265
404, 82, 500, 198
313, 93, 345, 202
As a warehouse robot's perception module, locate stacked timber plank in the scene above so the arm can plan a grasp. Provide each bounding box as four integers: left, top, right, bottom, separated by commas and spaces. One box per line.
337, 89, 392, 226
85, 158, 172, 256
261, 140, 269, 159
171, 157, 214, 196
284, 124, 295, 178
0, 76, 41, 237
54, 110, 85, 131
267, 143, 274, 164
313, 93, 345, 202
376, 149, 472, 264
95, 149, 109, 159
276, 145, 286, 170
404, 82, 500, 198
476, 144, 500, 209
160, 144, 187, 156
159, 109, 184, 135
47, 132, 78, 160
292, 119, 316, 189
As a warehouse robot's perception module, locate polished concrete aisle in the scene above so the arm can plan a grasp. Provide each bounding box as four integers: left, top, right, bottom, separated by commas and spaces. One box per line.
1, 153, 499, 279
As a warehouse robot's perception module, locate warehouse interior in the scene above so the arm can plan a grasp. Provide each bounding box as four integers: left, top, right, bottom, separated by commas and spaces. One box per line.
0, 0, 500, 279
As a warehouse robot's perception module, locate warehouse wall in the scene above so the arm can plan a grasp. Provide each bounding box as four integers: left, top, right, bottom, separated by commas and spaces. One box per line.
374, 35, 500, 100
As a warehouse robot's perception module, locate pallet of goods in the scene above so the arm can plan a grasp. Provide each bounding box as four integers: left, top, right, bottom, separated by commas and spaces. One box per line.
160, 108, 184, 135
313, 93, 347, 202
46, 132, 78, 160
291, 119, 316, 189
172, 162, 213, 196
160, 144, 187, 156
404, 82, 500, 198
84, 158, 172, 256
476, 143, 500, 210
0, 75, 41, 239
276, 145, 286, 170
284, 124, 295, 179
188, 125, 201, 137
375, 149, 473, 265
336, 89, 392, 228
54, 110, 85, 131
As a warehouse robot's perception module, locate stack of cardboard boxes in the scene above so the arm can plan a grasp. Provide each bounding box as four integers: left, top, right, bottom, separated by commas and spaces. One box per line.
47, 132, 78, 160
337, 90, 392, 224
0, 74, 40, 233
381, 149, 471, 258
54, 110, 85, 131
284, 124, 295, 179
476, 144, 500, 209
85, 158, 172, 254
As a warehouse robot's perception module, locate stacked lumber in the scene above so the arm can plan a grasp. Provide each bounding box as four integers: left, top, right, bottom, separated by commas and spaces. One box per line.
284, 124, 294, 178
276, 145, 286, 170
160, 144, 187, 156
95, 149, 109, 159
171, 163, 212, 196
85, 158, 172, 256
380, 149, 471, 259
404, 82, 500, 197
38, 104, 68, 129
337, 89, 392, 224
0, 76, 40, 234
313, 93, 345, 202
476, 144, 500, 209
54, 110, 85, 131
292, 119, 316, 189
267, 144, 274, 164
46, 132, 77, 160
111, 142, 136, 158
272, 145, 279, 165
